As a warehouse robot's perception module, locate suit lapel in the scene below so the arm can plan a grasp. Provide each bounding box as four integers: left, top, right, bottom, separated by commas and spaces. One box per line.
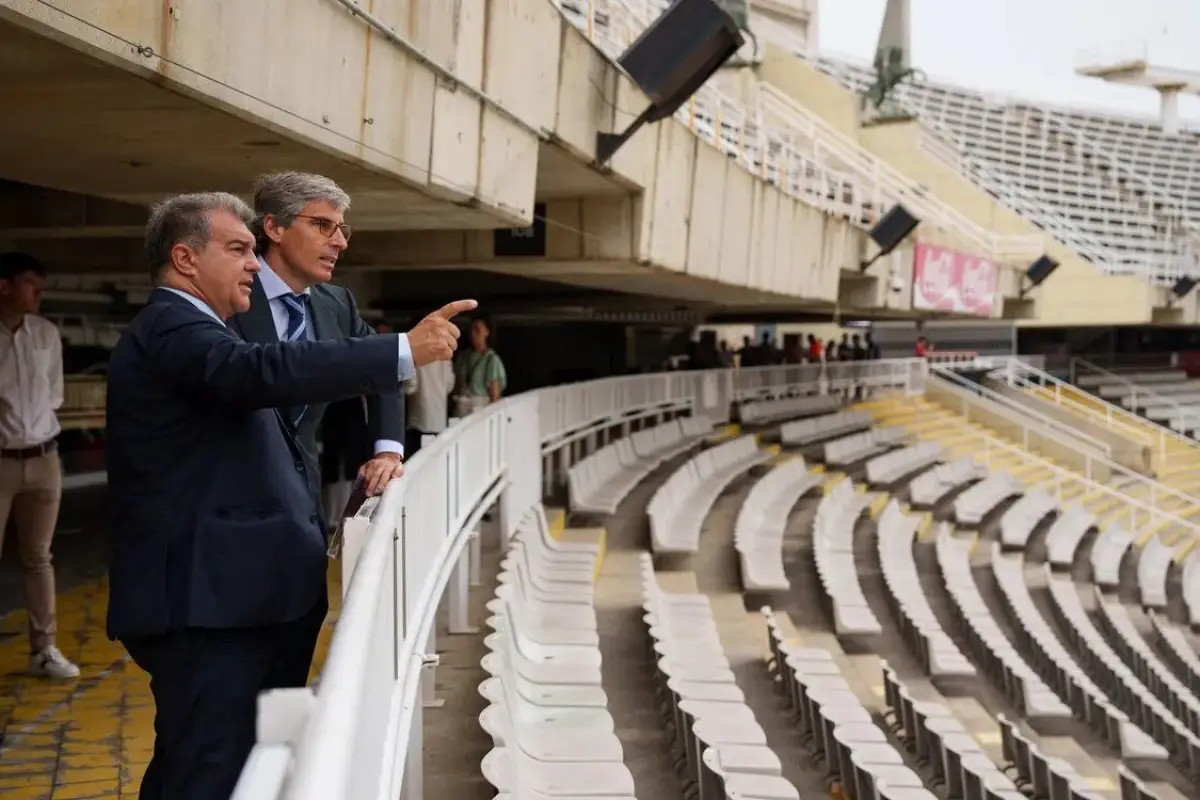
308, 289, 339, 341
234, 278, 279, 344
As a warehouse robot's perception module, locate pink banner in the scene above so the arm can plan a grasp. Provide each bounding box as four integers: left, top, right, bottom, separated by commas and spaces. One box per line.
912, 243, 998, 316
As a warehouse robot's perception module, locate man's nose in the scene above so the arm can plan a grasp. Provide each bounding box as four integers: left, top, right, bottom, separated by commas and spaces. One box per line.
247, 256, 262, 273
330, 231, 348, 251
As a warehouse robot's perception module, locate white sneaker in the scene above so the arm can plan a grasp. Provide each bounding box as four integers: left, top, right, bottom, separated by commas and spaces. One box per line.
29, 645, 81, 679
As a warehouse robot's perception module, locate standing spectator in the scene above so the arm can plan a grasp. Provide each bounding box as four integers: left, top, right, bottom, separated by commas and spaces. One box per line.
0, 253, 80, 679
915, 335, 931, 358
454, 316, 507, 417
806, 335, 823, 363
865, 332, 881, 360
404, 357, 455, 458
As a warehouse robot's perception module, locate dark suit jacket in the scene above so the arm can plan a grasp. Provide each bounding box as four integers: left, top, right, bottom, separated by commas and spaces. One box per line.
227, 278, 405, 501
105, 289, 400, 639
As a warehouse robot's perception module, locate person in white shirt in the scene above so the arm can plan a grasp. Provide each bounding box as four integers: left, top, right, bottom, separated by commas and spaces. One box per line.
404, 358, 456, 458
0, 253, 81, 679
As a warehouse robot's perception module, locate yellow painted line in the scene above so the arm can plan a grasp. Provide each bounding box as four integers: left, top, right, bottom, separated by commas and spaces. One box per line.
967, 533, 981, 557
853, 482, 868, 495
764, 443, 782, 457
870, 684, 884, 697
974, 731, 1000, 745
1086, 777, 1115, 791
1174, 538, 1198, 564
1135, 529, 1158, 548
594, 528, 608, 580
1162, 529, 1187, 548
868, 494, 890, 519
547, 507, 566, 541
809, 463, 826, 475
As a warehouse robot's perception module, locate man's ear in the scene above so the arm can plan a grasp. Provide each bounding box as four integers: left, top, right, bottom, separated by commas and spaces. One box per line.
262, 214, 287, 245
170, 243, 199, 277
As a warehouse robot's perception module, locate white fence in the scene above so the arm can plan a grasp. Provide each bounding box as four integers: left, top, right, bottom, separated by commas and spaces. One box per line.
231, 359, 927, 799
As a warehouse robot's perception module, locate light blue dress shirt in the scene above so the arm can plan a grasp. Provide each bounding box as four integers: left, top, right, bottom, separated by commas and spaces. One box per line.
161, 279, 409, 457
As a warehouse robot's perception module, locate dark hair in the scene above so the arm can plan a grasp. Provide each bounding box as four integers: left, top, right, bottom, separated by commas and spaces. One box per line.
0, 252, 46, 283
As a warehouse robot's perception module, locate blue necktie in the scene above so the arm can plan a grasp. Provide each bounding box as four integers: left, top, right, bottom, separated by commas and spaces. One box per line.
282, 293, 308, 342
281, 293, 309, 427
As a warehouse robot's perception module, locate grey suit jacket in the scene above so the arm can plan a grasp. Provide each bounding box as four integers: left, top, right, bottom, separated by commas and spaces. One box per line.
227, 278, 405, 502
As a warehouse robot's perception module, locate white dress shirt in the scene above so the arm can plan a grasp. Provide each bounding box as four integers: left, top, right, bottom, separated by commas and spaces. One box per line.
161, 283, 408, 456
256, 261, 407, 456
404, 361, 455, 434
0, 314, 63, 449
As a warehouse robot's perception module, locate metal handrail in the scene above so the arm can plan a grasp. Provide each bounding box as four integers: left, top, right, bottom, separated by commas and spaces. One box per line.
1071, 357, 1200, 432
904, 395, 1200, 539
929, 369, 1200, 515
756, 84, 1043, 262
993, 360, 1180, 461
929, 366, 1113, 459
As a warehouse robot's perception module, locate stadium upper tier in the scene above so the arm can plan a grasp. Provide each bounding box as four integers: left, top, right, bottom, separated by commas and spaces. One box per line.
817, 57, 1200, 282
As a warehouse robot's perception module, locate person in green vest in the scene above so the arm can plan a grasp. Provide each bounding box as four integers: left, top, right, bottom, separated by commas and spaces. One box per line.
454, 316, 507, 417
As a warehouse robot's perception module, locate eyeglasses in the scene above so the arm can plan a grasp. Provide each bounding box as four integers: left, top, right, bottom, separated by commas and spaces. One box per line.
296, 214, 352, 242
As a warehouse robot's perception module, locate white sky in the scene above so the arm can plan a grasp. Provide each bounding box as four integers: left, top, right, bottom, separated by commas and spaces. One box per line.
817, 0, 1200, 122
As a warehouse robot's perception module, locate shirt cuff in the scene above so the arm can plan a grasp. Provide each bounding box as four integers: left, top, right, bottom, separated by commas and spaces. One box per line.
397, 333, 415, 381
374, 439, 404, 458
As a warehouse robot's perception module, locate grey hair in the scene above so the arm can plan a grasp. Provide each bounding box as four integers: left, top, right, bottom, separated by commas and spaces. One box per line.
144, 192, 253, 280
251, 171, 351, 251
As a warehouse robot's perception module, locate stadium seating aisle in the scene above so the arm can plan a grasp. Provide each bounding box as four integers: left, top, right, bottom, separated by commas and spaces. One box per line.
468, 404, 1199, 800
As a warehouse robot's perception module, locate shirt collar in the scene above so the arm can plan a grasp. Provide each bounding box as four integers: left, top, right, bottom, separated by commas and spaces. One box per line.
257, 256, 310, 300
160, 287, 224, 324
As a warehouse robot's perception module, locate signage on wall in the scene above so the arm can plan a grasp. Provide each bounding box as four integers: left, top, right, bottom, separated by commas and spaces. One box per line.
911, 243, 998, 317
493, 202, 547, 257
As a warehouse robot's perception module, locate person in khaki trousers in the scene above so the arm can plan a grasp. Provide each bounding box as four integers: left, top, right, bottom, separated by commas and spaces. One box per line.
0, 253, 80, 679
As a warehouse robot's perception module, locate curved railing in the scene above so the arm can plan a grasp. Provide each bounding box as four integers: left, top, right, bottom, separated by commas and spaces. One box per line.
230, 359, 927, 799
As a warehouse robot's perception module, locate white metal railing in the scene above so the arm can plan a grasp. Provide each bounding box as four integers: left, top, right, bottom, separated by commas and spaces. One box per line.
553, 0, 1040, 261
927, 366, 1200, 515
904, 393, 1200, 539
232, 359, 927, 799
756, 84, 1043, 263
1071, 357, 1200, 436
929, 365, 1114, 460
995, 358, 1195, 465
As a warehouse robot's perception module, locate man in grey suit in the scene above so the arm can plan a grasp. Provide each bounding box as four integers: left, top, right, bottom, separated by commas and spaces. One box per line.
228, 172, 411, 505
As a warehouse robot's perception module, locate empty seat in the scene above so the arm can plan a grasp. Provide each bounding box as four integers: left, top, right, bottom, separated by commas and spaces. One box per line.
648, 435, 773, 554
999, 489, 1056, 549
734, 459, 822, 591
479, 506, 636, 799
954, 473, 1022, 526
740, 393, 841, 425
1090, 526, 1134, 589
1042, 567, 1189, 771
762, 610, 932, 800
866, 442, 941, 486
1045, 507, 1097, 569
910, 457, 986, 506
991, 546, 1163, 759
568, 417, 714, 515
877, 502, 974, 677
1137, 536, 1174, 609
812, 480, 882, 636
780, 410, 872, 446
824, 426, 906, 467
881, 662, 1021, 799
642, 558, 799, 800
935, 527, 1069, 720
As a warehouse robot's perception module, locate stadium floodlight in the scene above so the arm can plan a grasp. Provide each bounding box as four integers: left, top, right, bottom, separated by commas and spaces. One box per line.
860, 204, 920, 271
595, 0, 744, 165
1017, 255, 1060, 298
1166, 276, 1198, 307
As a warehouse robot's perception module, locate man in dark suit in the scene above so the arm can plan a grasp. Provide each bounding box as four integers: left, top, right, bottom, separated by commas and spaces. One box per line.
105, 191, 474, 800
228, 172, 404, 508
